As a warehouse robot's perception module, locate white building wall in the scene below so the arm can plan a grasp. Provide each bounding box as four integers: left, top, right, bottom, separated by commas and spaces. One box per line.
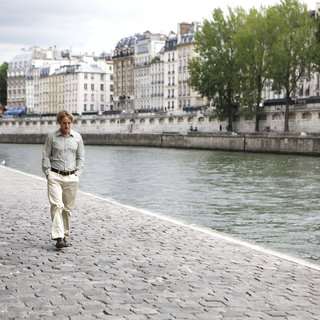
134, 33, 166, 111
164, 49, 178, 113
150, 57, 164, 110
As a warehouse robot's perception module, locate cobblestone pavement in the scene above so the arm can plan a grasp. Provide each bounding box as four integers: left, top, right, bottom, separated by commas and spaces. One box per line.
1, 166, 320, 319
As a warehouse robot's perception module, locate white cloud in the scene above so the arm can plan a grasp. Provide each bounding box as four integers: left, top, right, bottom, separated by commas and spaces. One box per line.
0, 0, 316, 64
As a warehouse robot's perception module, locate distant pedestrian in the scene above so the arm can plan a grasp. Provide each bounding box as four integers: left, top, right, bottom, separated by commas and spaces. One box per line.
42, 110, 85, 248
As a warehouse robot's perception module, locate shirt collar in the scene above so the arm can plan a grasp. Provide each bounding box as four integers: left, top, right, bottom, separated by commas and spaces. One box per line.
55, 129, 75, 137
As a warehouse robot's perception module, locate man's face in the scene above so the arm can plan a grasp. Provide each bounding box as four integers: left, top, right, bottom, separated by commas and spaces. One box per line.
59, 116, 72, 136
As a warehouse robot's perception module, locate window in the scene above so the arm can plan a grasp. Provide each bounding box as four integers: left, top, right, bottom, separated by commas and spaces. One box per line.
91, 84, 94, 91
110, 75, 113, 80
84, 83, 87, 90
100, 84, 104, 90
91, 94, 94, 101
100, 74, 104, 81
84, 74, 88, 79
84, 104, 87, 111
84, 94, 87, 101
100, 94, 104, 101
110, 95, 113, 101
110, 85, 113, 91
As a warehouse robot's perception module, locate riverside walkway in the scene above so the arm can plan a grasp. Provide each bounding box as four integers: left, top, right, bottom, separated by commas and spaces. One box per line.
0, 166, 320, 319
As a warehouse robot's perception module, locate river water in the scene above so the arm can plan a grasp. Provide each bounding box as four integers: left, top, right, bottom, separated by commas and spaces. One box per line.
1, 143, 320, 261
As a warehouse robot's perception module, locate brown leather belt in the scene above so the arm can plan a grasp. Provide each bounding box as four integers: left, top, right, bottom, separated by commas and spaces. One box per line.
51, 168, 75, 176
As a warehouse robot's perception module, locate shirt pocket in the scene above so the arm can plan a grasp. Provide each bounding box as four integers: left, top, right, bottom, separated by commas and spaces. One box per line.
52, 140, 63, 156
66, 139, 78, 153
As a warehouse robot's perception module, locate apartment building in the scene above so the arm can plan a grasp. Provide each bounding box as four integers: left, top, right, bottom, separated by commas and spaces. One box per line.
177, 22, 206, 111
7, 46, 113, 115
150, 51, 164, 111
47, 67, 66, 114
35, 61, 114, 115
163, 34, 178, 113
134, 32, 167, 111
112, 36, 136, 111
73, 61, 114, 114
7, 46, 64, 112
111, 24, 208, 114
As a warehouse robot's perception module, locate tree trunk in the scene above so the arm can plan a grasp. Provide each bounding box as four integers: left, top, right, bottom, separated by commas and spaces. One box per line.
255, 80, 262, 133
255, 109, 259, 132
228, 114, 233, 131
284, 93, 290, 132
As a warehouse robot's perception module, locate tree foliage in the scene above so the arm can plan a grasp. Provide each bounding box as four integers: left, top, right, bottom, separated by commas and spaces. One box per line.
189, 0, 318, 132
234, 8, 269, 131
189, 7, 246, 131
0, 62, 8, 107
266, 0, 318, 131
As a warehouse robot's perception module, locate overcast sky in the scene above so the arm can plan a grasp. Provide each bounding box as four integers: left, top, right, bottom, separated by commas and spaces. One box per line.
0, 0, 317, 65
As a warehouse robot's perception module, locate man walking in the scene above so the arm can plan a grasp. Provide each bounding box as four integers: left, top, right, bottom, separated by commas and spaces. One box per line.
42, 110, 85, 248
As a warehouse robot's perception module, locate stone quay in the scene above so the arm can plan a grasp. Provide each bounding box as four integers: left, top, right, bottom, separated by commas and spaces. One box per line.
1, 165, 320, 319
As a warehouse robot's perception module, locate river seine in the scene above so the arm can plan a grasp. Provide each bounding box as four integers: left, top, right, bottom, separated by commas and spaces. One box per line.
1, 143, 320, 261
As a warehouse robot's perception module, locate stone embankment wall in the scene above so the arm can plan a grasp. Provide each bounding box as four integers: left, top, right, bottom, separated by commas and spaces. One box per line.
1, 102, 320, 136
1, 132, 320, 156
2, 110, 320, 155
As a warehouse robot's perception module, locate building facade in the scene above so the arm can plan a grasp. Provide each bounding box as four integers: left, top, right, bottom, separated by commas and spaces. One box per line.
112, 37, 136, 111
150, 52, 164, 111
7, 46, 63, 112
163, 34, 178, 113
7, 47, 113, 115
176, 22, 207, 112
134, 32, 167, 111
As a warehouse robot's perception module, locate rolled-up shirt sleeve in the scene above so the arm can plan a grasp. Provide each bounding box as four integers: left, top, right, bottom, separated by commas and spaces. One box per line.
75, 135, 85, 177
42, 134, 52, 176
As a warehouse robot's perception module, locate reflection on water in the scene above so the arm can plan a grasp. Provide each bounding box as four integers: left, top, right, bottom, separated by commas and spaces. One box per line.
1, 143, 320, 261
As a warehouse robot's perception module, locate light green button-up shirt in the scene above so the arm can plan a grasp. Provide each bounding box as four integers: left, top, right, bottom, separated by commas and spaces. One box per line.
42, 129, 85, 177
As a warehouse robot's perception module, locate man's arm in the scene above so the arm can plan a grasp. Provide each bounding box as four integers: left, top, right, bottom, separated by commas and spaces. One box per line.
42, 135, 52, 176
75, 135, 85, 177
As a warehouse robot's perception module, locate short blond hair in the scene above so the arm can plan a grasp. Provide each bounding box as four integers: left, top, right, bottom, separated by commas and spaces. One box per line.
57, 110, 74, 123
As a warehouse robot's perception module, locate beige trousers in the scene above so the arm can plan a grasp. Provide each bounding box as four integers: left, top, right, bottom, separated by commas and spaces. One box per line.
47, 171, 79, 240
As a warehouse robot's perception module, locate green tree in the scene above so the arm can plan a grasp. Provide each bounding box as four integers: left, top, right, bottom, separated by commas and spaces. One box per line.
266, 0, 317, 132
0, 62, 8, 107
234, 8, 269, 132
189, 8, 246, 131
312, 7, 320, 72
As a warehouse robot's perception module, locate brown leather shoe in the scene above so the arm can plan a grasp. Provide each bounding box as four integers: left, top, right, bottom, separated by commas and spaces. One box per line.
63, 237, 71, 247
55, 238, 64, 248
